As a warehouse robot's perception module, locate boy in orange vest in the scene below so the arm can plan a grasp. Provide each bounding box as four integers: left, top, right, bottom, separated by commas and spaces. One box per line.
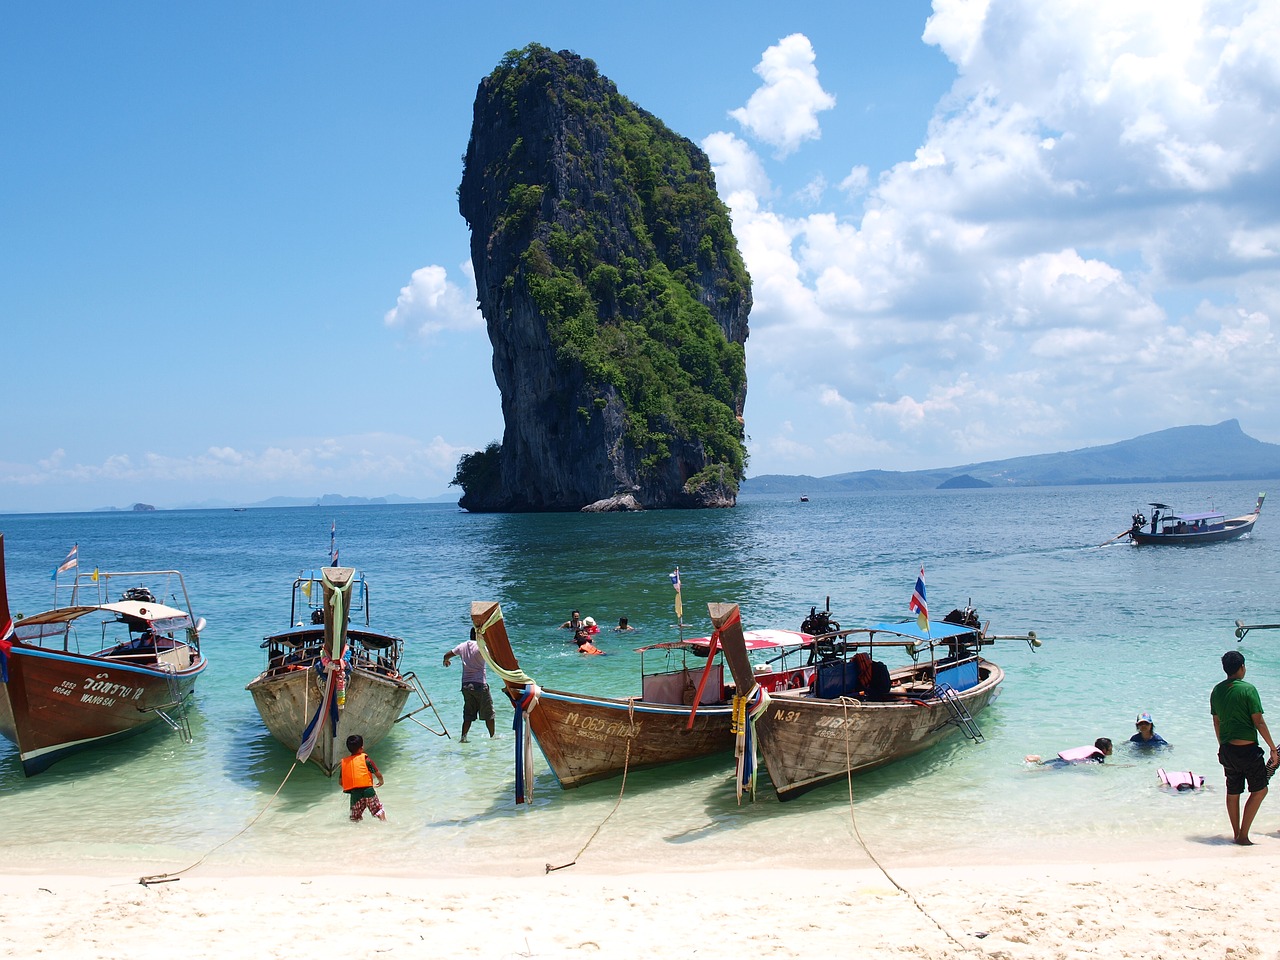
340, 734, 387, 822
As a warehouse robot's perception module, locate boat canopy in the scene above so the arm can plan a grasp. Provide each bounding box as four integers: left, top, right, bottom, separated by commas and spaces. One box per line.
867, 620, 981, 643
1160, 510, 1225, 523
639, 628, 813, 653
14, 600, 193, 640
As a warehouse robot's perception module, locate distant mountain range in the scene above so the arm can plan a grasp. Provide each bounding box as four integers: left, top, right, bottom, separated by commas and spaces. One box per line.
741, 420, 1280, 494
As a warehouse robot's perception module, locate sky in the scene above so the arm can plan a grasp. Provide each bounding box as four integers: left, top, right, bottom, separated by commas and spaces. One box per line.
3, 0, 1278, 513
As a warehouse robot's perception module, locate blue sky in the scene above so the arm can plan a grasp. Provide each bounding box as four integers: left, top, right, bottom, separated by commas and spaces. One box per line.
3, 1, 1278, 513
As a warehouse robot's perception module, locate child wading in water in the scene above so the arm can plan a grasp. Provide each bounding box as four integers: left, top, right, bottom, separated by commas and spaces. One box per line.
340, 734, 387, 822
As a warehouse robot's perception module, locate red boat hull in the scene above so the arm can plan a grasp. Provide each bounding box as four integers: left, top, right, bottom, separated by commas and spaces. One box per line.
0, 644, 205, 776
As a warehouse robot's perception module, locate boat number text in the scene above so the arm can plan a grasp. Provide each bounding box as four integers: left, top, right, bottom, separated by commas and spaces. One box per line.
564, 712, 640, 743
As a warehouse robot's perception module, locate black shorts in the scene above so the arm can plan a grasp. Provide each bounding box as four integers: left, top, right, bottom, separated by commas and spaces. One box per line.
1218, 742, 1267, 795
462, 683, 494, 723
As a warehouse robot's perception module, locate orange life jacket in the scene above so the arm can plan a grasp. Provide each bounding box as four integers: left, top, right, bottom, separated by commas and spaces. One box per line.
578, 642, 603, 655
341, 752, 373, 791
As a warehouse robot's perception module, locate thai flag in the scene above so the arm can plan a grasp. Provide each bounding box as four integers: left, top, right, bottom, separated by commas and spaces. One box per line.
329, 522, 339, 566
909, 565, 928, 630
51, 543, 78, 579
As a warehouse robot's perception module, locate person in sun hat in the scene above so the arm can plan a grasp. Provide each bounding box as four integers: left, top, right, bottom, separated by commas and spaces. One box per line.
1129, 711, 1168, 747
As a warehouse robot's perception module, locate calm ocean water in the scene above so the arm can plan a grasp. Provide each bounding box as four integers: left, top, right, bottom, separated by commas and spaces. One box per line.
1, 481, 1276, 875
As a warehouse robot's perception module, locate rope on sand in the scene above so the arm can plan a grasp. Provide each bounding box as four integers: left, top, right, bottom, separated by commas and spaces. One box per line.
138, 761, 300, 886
839, 699, 977, 954
545, 699, 638, 874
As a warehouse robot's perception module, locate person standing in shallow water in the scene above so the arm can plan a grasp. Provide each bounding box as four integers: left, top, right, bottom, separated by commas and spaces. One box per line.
1211, 649, 1279, 845
443, 627, 496, 742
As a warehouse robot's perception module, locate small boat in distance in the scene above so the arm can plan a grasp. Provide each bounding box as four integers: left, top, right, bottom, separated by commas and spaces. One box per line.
469, 600, 815, 797
1127, 493, 1264, 545
0, 534, 208, 776
247, 566, 440, 775
710, 601, 1038, 801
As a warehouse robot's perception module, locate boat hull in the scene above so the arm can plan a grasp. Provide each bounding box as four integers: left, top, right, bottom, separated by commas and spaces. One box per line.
515, 688, 735, 788
750, 662, 1004, 800
247, 665, 412, 776
0, 643, 205, 776
1130, 515, 1257, 545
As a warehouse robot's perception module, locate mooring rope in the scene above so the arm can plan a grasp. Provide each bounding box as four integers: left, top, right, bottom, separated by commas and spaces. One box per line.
545, 698, 638, 874
838, 698, 977, 954
138, 760, 301, 886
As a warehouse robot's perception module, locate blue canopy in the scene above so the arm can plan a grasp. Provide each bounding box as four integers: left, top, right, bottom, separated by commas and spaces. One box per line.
868, 619, 980, 642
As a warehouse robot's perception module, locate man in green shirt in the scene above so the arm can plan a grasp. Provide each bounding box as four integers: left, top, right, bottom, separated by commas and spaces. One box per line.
1211, 650, 1279, 845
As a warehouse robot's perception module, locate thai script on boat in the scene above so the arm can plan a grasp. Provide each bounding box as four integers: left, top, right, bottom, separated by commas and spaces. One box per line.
79, 673, 145, 703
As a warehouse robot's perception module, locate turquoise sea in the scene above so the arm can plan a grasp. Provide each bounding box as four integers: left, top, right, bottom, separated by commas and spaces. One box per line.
1, 481, 1276, 876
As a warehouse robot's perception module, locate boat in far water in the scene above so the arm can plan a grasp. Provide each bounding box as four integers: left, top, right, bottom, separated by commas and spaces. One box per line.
246, 566, 440, 776
0, 534, 208, 776
1127, 493, 1264, 545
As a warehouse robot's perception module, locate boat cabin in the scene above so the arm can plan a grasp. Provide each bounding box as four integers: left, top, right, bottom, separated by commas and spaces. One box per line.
636, 629, 815, 705
1153, 510, 1226, 535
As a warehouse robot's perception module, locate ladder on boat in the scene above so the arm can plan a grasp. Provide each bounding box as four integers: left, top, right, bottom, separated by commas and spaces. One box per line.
148, 664, 194, 743
935, 682, 984, 743
395, 672, 451, 737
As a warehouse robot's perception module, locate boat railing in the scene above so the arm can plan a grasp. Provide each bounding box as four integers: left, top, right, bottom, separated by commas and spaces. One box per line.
1235, 620, 1280, 641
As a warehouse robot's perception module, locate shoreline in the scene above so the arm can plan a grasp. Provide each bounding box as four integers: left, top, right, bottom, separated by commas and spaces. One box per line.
3, 844, 1279, 959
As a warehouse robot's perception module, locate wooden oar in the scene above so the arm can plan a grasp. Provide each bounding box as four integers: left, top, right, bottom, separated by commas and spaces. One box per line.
1099, 529, 1133, 547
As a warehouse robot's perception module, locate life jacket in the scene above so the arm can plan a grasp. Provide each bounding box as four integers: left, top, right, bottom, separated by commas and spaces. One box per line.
1057, 745, 1105, 762
577, 641, 603, 655
1158, 768, 1204, 791
341, 753, 373, 791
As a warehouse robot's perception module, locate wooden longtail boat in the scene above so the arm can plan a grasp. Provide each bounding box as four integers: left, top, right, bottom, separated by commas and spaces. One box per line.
469, 600, 815, 795
710, 601, 1037, 801
1126, 493, 1264, 545
247, 567, 437, 775
0, 534, 208, 776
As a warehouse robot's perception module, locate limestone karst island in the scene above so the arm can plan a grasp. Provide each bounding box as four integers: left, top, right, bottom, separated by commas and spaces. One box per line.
453, 44, 750, 512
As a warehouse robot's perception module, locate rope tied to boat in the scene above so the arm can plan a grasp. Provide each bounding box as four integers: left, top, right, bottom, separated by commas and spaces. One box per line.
138, 761, 301, 886
546, 697, 637, 874
836, 700, 976, 953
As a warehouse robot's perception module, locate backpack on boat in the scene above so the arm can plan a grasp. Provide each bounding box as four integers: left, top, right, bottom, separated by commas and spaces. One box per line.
1157, 768, 1204, 791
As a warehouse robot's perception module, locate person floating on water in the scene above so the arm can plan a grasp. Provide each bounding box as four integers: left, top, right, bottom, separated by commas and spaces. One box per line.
1130, 712, 1168, 747
1026, 738, 1113, 766
574, 628, 603, 655
560, 610, 584, 632
613, 617, 636, 633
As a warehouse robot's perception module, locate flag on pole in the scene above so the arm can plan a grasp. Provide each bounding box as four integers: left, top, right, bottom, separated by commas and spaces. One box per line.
51, 544, 78, 580
670, 567, 683, 622
909, 564, 928, 632
329, 521, 339, 566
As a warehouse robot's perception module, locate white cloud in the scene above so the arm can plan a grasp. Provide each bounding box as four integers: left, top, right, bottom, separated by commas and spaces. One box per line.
711, 10, 1280, 475
383, 262, 483, 337
729, 34, 836, 157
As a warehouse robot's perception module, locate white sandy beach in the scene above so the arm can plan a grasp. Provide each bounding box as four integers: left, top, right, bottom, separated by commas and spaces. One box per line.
4, 837, 1279, 960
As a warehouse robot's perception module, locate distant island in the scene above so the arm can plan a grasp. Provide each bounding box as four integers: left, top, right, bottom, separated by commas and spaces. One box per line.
742, 420, 1280, 494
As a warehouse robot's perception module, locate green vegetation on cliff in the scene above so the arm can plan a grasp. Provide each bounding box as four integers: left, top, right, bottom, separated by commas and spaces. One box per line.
457, 44, 750, 507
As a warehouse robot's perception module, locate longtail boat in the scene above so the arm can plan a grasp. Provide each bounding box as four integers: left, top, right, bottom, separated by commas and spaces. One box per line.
1124, 493, 1264, 545
710, 601, 1039, 801
247, 567, 440, 775
469, 600, 814, 799
0, 533, 208, 776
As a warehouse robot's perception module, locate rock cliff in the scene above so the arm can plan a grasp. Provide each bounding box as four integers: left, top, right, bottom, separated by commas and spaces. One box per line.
455, 44, 750, 512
